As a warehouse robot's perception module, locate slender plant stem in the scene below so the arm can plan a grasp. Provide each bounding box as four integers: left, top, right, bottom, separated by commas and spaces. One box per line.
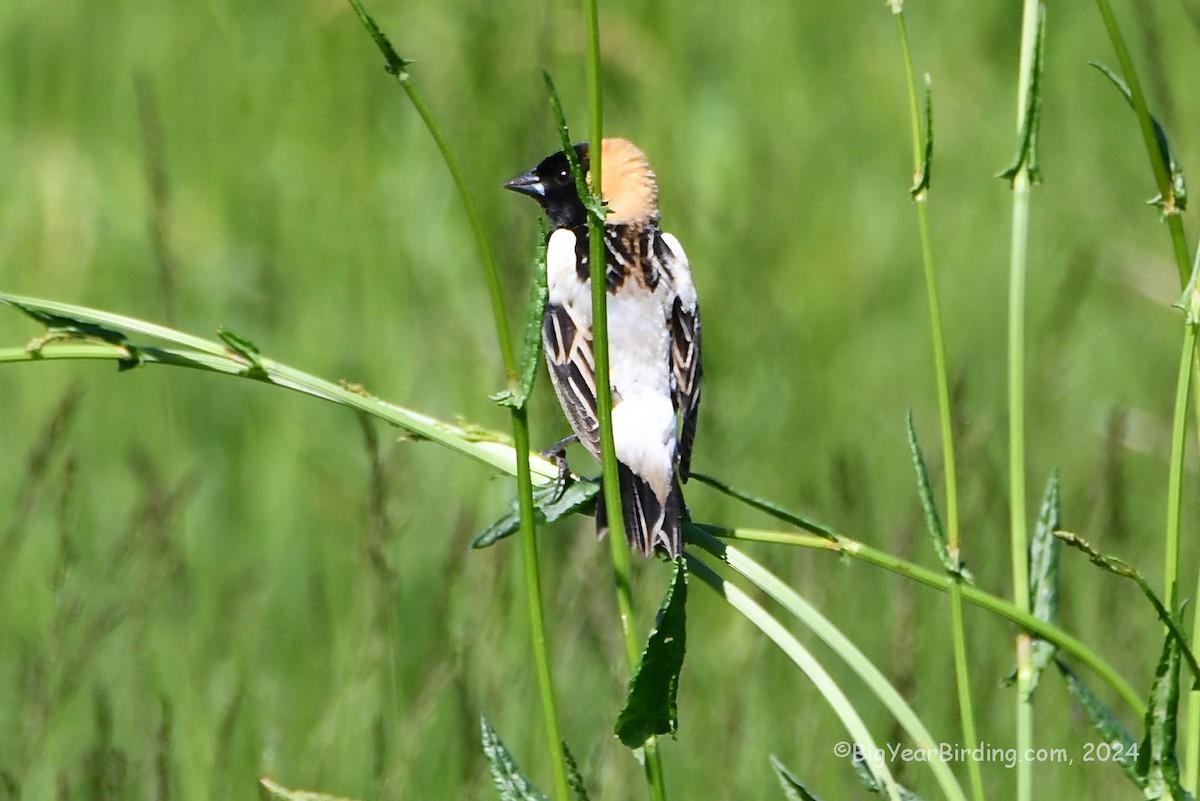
891, 14, 982, 801
579, 0, 666, 797
343, 4, 569, 797
1008, 4, 1042, 799
703, 525, 1145, 718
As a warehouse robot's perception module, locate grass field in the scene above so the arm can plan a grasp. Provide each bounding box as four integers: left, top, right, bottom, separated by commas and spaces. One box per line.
3, 0, 1200, 798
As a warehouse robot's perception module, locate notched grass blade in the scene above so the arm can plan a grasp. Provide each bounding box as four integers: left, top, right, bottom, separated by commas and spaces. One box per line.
615, 557, 687, 748
1136, 631, 1190, 800
1089, 61, 1187, 213
1057, 661, 1142, 788
997, 4, 1046, 185
562, 741, 590, 801
480, 715, 550, 801
472, 475, 599, 549
770, 755, 825, 801
217, 327, 269, 380
906, 412, 971, 581
542, 70, 606, 222
493, 222, 548, 410
259, 777, 361, 801
910, 74, 933, 200
1027, 470, 1061, 695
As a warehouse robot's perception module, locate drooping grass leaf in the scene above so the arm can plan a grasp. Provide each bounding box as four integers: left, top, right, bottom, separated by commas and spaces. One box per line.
259, 778, 361, 801
1054, 530, 1200, 688
770, 755, 825, 801
472, 475, 599, 549
910, 73, 933, 200
906, 412, 971, 581
1089, 61, 1187, 213
542, 70, 605, 222
493, 221, 548, 410
690, 472, 836, 540
1136, 630, 1189, 800
615, 557, 687, 748
998, 4, 1046, 185
1056, 661, 1142, 788
562, 741, 590, 801
480, 716, 550, 801
1027, 470, 1061, 696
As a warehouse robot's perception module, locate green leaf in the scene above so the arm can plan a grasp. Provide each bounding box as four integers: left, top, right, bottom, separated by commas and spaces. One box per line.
615, 557, 688, 748
471, 475, 599, 549
259, 778, 361, 801
562, 741, 590, 801
217, 326, 269, 380
1136, 630, 1189, 800
494, 221, 548, 410
542, 70, 606, 223
690, 472, 836, 540
997, 4, 1046, 185
906, 412, 970, 581
1056, 661, 1143, 789
851, 759, 926, 801
345, 0, 411, 77
770, 755, 825, 801
910, 73, 933, 200
1089, 61, 1187, 213
480, 715, 550, 801
1027, 470, 1061, 696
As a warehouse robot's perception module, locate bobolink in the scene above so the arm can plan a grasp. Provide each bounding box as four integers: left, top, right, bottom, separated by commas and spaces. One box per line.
505, 138, 700, 559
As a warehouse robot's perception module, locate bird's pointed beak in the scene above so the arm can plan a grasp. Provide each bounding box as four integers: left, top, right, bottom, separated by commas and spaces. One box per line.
503, 169, 545, 199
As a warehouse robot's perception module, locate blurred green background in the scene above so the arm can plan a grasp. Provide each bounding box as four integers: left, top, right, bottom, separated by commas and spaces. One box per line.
2, 0, 1199, 797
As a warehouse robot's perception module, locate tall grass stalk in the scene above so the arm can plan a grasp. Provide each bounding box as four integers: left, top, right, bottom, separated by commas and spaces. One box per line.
580, 0, 667, 796
345, 3, 570, 797
1007, 3, 1044, 798
890, 11, 982, 800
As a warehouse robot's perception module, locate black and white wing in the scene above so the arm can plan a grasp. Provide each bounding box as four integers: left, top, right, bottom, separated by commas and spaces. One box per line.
661, 232, 701, 481
542, 228, 602, 457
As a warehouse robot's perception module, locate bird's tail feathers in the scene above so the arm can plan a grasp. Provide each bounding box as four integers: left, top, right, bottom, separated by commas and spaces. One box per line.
596, 462, 684, 559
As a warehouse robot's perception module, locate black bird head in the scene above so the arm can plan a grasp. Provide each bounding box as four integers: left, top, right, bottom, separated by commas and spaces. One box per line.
504, 143, 590, 229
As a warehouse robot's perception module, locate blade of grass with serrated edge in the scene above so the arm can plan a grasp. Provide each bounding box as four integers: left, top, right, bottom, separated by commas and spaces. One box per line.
687, 525, 967, 801
1137, 632, 1189, 800
1056, 661, 1143, 788
998, 4, 1046, 185
690, 471, 836, 539
770, 755, 826, 801
909, 74, 933, 199
615, 558, 687, 748
684, 554, 906, 801
494, 221, 548, 410
472, 477, 599, 550
1027, 470, 1061, 696
1089, 61, 1187, 212
480, 716, 550, 801
562, 741, 590, 801
906, 412, 956, 577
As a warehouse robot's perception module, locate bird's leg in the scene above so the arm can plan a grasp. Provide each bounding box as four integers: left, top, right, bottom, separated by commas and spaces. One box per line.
541, 434, 577, 485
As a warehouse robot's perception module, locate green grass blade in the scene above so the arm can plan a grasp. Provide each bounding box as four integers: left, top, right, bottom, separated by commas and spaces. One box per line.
615, 558, 687, 748
688, 526, 968, 801
770, 755, 825, 801
259, 778, 362, 801
563, 742, 591, 801
494, 224, 549, 410
905, 412, 953, 576
480, 716, 551, 801
1028, 470, 1062, 696
690, 472, 836, 539
1056, 662, 1143, 789
1137, 632, 1188, 800
685, 556, 906, 801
